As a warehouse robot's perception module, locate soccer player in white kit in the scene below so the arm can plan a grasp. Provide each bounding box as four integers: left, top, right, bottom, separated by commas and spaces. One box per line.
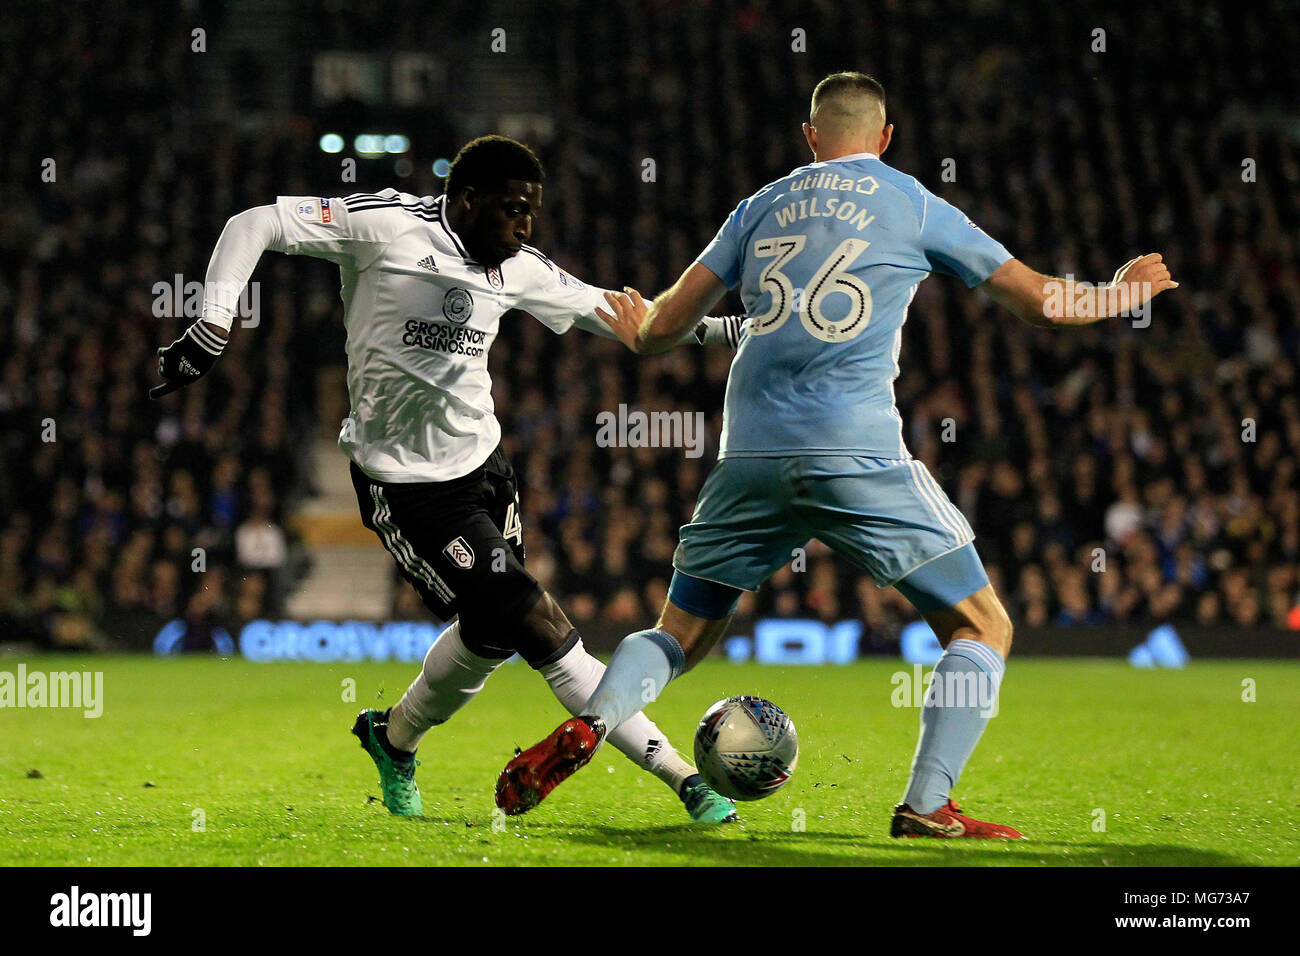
152, 135, 743, 823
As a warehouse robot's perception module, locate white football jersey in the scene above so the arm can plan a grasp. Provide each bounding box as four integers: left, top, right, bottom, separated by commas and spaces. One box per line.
270, 189, 609, 482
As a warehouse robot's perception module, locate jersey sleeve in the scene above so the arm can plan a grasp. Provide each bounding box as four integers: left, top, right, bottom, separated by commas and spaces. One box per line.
267, 191, 406, 270
695, 198, 749, 289
512, 249, 611, 335
917, 188, 1013, 287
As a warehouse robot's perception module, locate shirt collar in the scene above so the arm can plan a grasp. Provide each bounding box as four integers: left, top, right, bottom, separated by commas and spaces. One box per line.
820, 151, 878, 164
436, 194, 474, 261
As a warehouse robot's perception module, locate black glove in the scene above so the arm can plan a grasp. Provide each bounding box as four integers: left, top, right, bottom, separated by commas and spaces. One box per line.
150, 322, 226, 399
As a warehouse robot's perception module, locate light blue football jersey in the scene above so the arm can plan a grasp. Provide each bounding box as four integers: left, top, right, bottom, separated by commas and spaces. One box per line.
697, 152, 1013, 459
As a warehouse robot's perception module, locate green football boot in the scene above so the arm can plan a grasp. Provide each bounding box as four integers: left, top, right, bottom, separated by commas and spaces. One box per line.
351, 709, 422, 816
681, 774, 738, 823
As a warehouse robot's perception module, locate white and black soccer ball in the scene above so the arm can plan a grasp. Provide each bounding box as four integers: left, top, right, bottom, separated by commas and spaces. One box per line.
693, 695, 798, 801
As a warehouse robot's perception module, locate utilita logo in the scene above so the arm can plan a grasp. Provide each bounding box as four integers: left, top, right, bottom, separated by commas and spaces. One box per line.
49, 886, 151, 936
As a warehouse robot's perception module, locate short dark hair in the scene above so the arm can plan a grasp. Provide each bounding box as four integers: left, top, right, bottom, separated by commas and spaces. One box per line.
444, 135, 544, 197
811, 71, 886, 114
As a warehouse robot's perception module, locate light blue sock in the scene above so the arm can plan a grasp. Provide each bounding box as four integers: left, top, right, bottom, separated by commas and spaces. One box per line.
583, 629, 686, 731
902, 638, 1005, 814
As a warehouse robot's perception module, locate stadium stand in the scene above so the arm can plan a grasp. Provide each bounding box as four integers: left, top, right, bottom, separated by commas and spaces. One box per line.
2, 0, 1297, 650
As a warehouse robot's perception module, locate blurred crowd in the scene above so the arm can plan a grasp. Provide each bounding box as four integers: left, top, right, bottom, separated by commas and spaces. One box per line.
493, 0, 1300, 635
2, 1, 1298, 649
0, 4, 323, 648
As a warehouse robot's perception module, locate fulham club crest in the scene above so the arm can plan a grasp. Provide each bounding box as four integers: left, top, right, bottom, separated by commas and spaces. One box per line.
443, 536, 475, 569
486, 266, 503, 290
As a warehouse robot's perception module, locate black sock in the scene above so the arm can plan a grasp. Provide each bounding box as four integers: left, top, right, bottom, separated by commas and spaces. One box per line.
679, 772, 703, 798
373, 709, 415, 761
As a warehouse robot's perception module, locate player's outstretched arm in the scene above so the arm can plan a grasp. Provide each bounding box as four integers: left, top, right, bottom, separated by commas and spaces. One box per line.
572, 308, 743, 349
596, 263, 729, 354
981, 254, 1178, 328
151, 206, 282, 398
522, 256, 738, 350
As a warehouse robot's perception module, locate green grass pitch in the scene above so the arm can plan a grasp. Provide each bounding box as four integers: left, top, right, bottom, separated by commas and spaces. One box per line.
1, 654, 1296, 866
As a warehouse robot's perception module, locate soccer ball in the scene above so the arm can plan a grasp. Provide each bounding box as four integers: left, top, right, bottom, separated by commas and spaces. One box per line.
693, 695, 798, 801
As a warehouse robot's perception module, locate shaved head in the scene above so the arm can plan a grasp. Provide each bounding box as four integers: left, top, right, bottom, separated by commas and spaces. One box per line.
804, 71, 891, 161
810, 72, 887, 138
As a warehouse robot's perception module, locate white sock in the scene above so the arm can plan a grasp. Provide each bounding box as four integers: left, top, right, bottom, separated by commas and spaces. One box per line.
387, 620, 504, 752
538, 637, 695, 796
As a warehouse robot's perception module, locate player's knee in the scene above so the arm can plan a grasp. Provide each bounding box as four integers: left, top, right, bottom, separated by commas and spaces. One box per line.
457, 570, 550, 661
518, 591, 575, 658
471, 587, 585, 668
979, 600, 1014, 659
657, 573, 739, 669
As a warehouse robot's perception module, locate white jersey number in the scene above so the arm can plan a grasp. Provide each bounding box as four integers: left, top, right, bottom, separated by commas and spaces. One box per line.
750, 234, 873, 343
502, 498, 523, 545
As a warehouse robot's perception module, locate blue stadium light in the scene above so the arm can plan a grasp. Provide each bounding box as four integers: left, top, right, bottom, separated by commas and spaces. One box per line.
318, 133, 345, 154
384, 135, 410, 154
432, 157, 451, 178
354, 134, 386, 156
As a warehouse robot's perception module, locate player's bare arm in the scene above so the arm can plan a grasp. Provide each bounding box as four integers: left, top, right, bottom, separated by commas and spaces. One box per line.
982, 253, 1179, 327
596, 262, 729, 354
573, 294, 740, 347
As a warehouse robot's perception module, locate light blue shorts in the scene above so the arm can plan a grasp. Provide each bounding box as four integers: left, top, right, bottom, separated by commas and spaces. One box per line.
672, 455, 988, 609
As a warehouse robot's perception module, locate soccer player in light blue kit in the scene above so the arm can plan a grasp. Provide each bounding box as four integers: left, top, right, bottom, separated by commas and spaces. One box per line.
497, 72, 1177, 836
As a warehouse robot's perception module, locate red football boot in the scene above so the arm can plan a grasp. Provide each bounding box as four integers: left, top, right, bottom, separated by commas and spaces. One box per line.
495, 716, 607, 816
890, 799, 1025, 839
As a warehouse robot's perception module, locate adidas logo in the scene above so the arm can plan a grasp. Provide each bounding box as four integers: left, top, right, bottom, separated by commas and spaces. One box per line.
179, 357, 200, 376
417, 255, 438, 273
